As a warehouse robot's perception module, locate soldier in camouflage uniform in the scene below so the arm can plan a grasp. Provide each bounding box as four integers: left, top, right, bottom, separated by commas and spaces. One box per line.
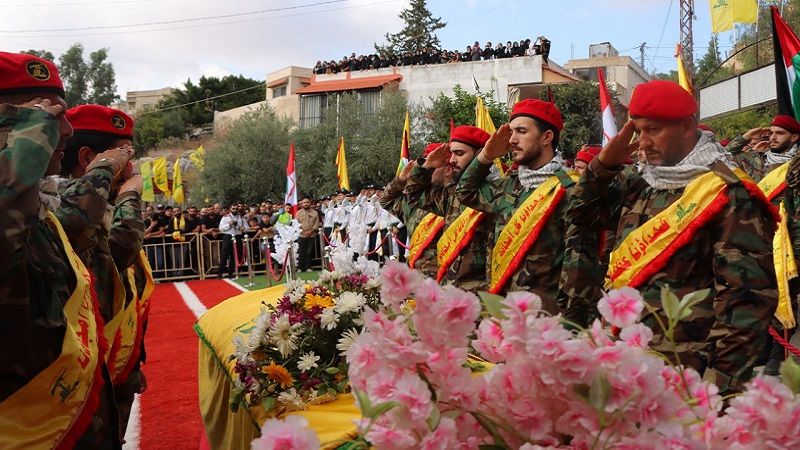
60, 104, 145, 440
564, 80, 778, 394
726, 116, 800, 183
380, 143, 447, 278
455, 100, 577, 315
404, 126, 492, 291
0, 52, 127, 448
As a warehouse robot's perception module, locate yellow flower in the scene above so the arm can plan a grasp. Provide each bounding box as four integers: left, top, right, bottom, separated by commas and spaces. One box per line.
304, 293, 334, 310
262, 361, 294, 388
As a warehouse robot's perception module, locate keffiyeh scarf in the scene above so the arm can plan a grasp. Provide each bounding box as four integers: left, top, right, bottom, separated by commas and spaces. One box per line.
517, 154, 565, 190
641, 131, 736, 190
765, 144, 798, 167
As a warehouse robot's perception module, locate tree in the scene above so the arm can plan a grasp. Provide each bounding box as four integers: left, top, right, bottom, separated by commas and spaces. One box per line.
159, 75, 265, 127
202, 105, 293, 204
56, 43, 119, 106
539, 81, 625, 159
375, 0, 445, 56
705, 105, 777, 140
21, 49, 55, 61
695, 34, 734, 88
291, 91, 409, 196
133, 107, 187, 151
415, 85, 508, 147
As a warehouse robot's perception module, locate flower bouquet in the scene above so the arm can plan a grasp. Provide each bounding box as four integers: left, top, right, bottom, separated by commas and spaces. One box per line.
230, 248, 382, 414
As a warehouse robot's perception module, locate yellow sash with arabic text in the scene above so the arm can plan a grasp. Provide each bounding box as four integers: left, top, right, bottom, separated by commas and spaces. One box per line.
0, 212, 103, 449
606, 170, 735, 289
436, 207, 484, 282
408, 213, 445, 270
490, 174, 575, 293
758, 163, 796, 328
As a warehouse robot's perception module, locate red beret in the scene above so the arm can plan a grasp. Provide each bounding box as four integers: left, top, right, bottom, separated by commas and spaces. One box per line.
66, 104, 135, 139
450, 125, 490, 149
629, 80, 697, 120
771, 114, 800, 134
575, 145, 601, 164
0, 52, 65, 98
423, 142, 443, 157
510, 99, 563, 131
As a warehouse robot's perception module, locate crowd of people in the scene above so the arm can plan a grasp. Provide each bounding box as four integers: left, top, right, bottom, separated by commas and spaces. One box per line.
313, 36, 551, 74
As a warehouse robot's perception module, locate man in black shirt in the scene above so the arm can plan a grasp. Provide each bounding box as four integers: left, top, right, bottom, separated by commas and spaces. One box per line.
482, 42, 494, 60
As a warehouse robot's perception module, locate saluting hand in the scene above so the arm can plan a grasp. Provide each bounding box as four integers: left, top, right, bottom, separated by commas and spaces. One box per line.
743, 126, 770, 141
422, 143, 450, 169
118, 174, 143, 196
598, 120, 637, 168
398, 160, 416, 181
20, 97, 63, 117
482, 123, 512, 160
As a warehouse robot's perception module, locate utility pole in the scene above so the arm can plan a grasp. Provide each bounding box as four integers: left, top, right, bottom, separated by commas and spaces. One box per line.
679, 0, 695, 83
639, 42, 646, 68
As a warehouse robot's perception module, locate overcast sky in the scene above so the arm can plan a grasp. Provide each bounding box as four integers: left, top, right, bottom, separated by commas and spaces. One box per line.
0, 0, 739, 99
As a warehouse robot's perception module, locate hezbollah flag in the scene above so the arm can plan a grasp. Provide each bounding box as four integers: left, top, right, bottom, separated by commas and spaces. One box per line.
396, 112, 410, 176
335, 137, 350, 191
710, 0, 757, 33
475, 96, 506, 175
139, 160, 155, 202
676, 44, 694, 95
190, 145, 205, 171
173, 158, 185, 204
152, 156, 171, 198
597, 68, 618, 146
772, 5, 800, 119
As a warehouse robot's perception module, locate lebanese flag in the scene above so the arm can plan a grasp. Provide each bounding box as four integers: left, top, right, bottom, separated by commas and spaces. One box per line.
285, 142, 298, 216
772, 5, 800, 119
598, 68, 618, 146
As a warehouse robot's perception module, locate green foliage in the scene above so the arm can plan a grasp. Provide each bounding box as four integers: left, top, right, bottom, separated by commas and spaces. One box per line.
21, 49, 55, 61
55, 43, 119, 106
540, 81, 625, 159
291, 91, 408, 196
159, 75, 265, 127
695, 34, 735, 88
375, 0, 446, 56
415, 85, 508, 148
132, 108, 187, 152
704, 105, 777, 139
653, 71, 678, 82
202, 105, 292, 204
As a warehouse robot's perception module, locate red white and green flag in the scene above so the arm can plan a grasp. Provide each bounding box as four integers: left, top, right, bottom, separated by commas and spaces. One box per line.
772, 5, 800, 119
597, 68, 618, 146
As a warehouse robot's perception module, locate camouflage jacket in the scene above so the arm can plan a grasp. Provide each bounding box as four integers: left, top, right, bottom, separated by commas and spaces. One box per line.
405, 164, 491, 291
0, 104, 74, 401
727, 135, 783, 184
381, 177, 440, 278
565, 157, 778, 393
455, 157, 576, 313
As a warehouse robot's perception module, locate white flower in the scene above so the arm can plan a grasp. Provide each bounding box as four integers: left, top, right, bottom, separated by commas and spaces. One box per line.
283, 280, 306, 304
318, 270, 343, 283
297, 351, 320, 372
277, 387, 306, 411
364, 278, 381, 290
269, 314, 300, 358
336, 328, 360, 356
334, 292, 366, 315
319, 307, 339, 330
247, 308, 272, 347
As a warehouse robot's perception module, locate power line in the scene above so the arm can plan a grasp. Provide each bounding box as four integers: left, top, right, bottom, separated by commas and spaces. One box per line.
647, 0, 675, 73
138, 82, 267, 115
0, 0, 349, 33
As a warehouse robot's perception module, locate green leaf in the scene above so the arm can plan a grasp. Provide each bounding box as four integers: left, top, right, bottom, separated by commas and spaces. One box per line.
573, 383, 590, 401
780, 358, 800, 394
353, 389, 372, 415
229, 387, 244, 413
369, 401, 399, 419
660, 285, 680, 322
676, 289, 711, 320
337, 379, 349, 393
316, 385, 328, 396
325, 367, 340, 375
478, 292, 507, 319
261, 397, 275, 412
427, 405, 441, 429
588, 375, 611, 411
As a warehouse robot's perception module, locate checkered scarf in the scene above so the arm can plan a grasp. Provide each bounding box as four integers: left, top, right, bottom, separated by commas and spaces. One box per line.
641, 130, 735, 190
517, 154, 565, 190
765, 144, 798, 167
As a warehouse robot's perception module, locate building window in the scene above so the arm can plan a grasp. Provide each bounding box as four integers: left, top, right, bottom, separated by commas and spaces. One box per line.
300, 94, 327, 129
358, 90, 381, 116
573, 67, 604, 82
272, 85, 287, 98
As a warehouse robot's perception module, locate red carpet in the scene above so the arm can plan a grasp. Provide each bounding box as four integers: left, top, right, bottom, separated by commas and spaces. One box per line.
136, 280, 247, 450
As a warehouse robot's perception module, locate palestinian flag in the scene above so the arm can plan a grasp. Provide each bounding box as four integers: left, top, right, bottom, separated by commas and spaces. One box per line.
772, 5, 800, 119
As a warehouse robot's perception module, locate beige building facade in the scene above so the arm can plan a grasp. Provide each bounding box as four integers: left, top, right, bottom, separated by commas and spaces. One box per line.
564, 42, 650, 106
110, 87, 176, 115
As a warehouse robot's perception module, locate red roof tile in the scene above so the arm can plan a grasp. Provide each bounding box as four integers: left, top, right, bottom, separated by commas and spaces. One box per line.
296, 74, 402, 94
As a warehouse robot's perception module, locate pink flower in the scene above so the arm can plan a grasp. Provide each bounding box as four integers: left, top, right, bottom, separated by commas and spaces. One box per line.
619, 323, 653, 348
392, 373, 434, 424
252, 415, 320, 450
598, 287, 644, 328
365, 423, 418, 450
380, 261, 422, 309
504, 291, 542, 317
419, 416, 459, 450
472, 319, 513, 363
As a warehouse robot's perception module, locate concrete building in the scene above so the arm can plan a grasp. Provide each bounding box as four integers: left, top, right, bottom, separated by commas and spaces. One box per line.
110, 87, 176, 115
564, 42, 650, 106
213, 55, 578, 131
213, 66, 311, 133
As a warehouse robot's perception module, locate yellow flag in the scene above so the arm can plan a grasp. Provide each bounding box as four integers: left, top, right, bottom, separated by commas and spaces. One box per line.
336, 137, 350, 191
152, 156, 171, 198
173, 159, 185, 204
676, 44, 694, 95
396, 112, 410, 176
190, 145, 205, 171
475, 96, 505, 176
139, 160, 155, 202
709, 0, 758, 33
